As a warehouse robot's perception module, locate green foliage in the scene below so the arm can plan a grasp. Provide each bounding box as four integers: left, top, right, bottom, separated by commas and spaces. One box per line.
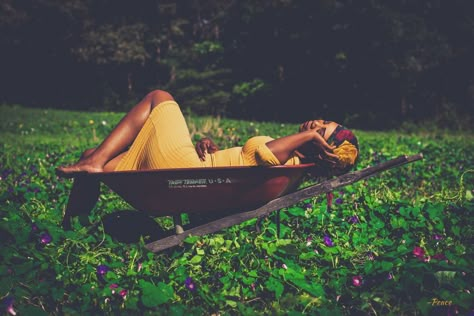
232, 79, 267, 98
193, 41, 224, 55
74, 23, 150, 65
2, 0, 473, 126
0, 105, 473, 315
163, 38, 233, 116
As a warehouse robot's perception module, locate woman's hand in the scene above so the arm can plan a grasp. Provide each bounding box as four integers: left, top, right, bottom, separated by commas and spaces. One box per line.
299, 120, 338, 163
195, 137, 219, 161
299, 120, 323, 133
311, 131, 338, 165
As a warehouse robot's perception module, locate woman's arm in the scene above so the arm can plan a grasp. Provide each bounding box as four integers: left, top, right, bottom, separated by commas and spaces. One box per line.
266, 130, 337, 164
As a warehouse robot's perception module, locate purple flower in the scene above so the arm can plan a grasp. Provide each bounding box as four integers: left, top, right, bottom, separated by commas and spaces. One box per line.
352, 275, 363, 287
96, 264, 110, 277
306, 236, 313, 246
335, 198, 343, 205
119, 289, 127, 299
109, 283, 118, 293
348, 215, 359, 224
323, 235, 334, 247
185, 277, 196, 291
39, 232, 52, 245
432, 234, 443, 240
387, 272, 394, 280
366, 251, 375, 261
31, 223, 39, 232
413, 246, 425, 260
2, 297, 16, 316
1, 169, 13, 180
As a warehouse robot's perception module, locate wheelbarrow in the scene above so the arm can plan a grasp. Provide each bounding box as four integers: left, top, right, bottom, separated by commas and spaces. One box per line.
74, 154, 423, 252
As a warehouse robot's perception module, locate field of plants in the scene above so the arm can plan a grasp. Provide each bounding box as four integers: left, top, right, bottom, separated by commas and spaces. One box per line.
0, 104, 473, 315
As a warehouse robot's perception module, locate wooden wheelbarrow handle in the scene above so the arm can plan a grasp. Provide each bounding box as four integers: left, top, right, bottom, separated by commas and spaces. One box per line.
145, 153, 423, 253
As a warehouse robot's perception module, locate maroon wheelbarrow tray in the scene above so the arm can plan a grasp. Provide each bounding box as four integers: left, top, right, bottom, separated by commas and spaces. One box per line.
77, 153, 423, 252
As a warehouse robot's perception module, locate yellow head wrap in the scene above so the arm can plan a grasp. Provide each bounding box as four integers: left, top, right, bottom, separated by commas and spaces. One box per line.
333, 140, 358, 169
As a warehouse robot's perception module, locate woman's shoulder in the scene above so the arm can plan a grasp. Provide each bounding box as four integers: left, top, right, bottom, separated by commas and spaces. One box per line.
241, 136, 274, 157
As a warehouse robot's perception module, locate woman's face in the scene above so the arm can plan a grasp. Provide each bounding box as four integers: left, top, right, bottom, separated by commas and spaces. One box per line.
299, 120, 339, 142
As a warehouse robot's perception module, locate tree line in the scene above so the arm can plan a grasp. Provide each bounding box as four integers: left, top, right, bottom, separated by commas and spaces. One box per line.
1, 0, 473, 129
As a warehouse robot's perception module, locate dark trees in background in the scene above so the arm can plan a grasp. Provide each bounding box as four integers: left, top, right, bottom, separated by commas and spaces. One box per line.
0, 0, 473, 129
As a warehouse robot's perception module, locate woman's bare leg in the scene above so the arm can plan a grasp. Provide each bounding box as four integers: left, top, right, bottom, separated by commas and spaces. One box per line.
57, 90, 174, 174
60, 90, 174, 228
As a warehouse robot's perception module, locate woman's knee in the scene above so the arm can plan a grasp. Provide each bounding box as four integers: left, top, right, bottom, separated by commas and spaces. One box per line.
147, 90, 175, 108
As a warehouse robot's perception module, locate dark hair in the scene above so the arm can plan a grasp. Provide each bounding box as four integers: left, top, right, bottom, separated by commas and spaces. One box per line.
327, 125, 359, 150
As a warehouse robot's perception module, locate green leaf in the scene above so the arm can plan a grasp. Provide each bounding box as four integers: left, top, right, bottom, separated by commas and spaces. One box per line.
299, 251, 317, 260
434, 271, 457, 286
381, 261, 393, 271
451, 225, 461, 237
466, 189, 473, 201
242, 276, 256, 285
189, 255, 202, 264
262, 243, 277, 256
265, 277, 284, 299
278, 244, 299, 255
225, 299, 238, 308
290, 278, 325, 298
140, 280, 174, 307
184, 235, 200, 244
287, 207, 306, 217
426, 204, 444, 220
398, 207, 409, 217
196, 248, 205, 255
411, 206, 421, 217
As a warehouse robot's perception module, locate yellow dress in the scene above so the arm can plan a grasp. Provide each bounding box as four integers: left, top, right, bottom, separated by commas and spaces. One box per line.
115, 100, 300, 171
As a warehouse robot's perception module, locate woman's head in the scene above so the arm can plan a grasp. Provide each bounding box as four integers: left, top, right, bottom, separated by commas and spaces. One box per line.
326, 124, 359, 173
299, 120, 359, 175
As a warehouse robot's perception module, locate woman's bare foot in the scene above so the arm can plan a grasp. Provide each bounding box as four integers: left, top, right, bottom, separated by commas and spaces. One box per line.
56, 158, 104, 177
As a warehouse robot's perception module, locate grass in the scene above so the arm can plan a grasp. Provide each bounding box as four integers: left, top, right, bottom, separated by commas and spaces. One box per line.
0, 104, 473, 315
